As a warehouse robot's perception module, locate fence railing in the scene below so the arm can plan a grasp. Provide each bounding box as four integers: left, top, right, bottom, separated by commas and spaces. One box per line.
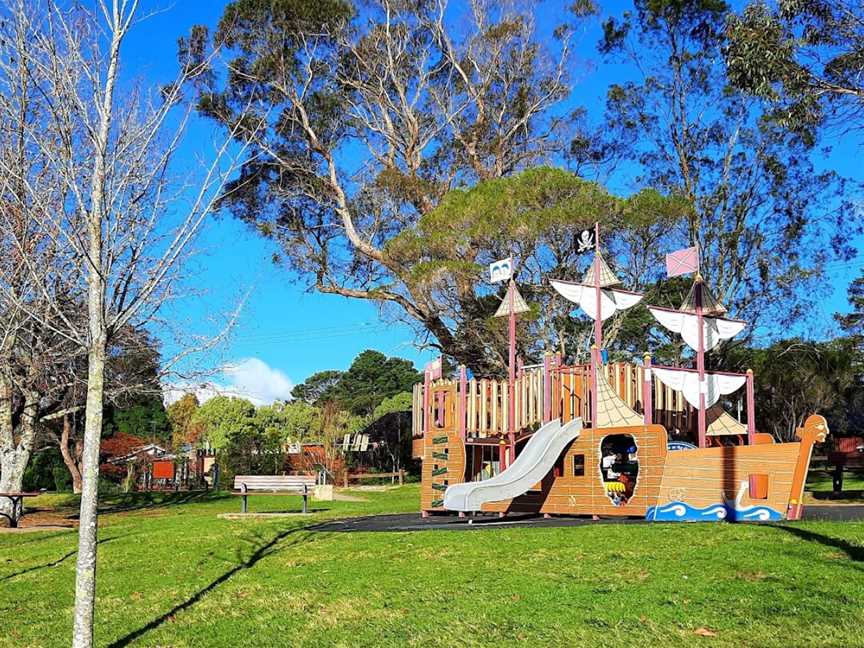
413, 359, 698, 440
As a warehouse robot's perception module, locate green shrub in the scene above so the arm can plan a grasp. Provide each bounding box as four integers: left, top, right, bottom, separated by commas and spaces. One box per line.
52, 467, 71, 492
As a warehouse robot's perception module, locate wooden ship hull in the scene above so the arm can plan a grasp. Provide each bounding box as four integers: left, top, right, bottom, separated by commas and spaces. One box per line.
414, 361, 826, 522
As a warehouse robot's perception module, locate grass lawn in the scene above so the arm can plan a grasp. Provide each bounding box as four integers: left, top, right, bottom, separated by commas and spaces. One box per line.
806, 468, 864, 502
2, 485, 864, 647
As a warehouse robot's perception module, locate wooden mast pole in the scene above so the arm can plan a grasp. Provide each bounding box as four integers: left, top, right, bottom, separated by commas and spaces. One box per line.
642, 352, 653, 426
507, 279, 516, 468
695, 275, 707, 447
591, 222, 601, 428
746, 368, 756, 445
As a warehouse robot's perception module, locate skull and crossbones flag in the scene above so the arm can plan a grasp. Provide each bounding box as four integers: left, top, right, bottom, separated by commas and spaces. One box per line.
575, 229, 595, 253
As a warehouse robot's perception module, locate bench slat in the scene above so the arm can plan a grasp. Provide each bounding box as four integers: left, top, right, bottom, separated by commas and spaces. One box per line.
233, 475, 316, 492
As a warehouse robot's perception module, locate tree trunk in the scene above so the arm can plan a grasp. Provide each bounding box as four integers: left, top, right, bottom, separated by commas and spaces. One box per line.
72, 3, 124, 643
0, 448, 28, 522
0, 385, 38, 523
59, 413, 83, 494
72, 337, 107, 647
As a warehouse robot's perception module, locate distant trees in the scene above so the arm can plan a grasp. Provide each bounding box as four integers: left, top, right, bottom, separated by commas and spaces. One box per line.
291, 370, 342, 404
329, 351, 419, 415
291, 350, 420, 414
167, 394, 203, 449
837, 270, 864, 348
731, 338, 861, 441
192, 396, 258, 452
171, 349, 420, 480
256, 401, 320, 444
102, 397, 169, 442
374, 392, 414, 420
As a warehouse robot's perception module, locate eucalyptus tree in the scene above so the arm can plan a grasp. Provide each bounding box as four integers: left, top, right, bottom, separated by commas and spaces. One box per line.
726, 0, 864, 140
191, 0, 609, 368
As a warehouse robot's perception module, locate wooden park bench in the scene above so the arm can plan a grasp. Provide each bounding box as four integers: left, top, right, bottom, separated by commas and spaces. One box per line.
232, 475, 317, 514
0, 491, 41, 528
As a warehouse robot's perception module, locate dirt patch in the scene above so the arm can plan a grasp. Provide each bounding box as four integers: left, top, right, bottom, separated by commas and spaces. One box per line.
332, 491, 369, 502
0, 524, 74, 534
217, 512, 314, 520
2, 507, 78, 532
348, 485, 401, 492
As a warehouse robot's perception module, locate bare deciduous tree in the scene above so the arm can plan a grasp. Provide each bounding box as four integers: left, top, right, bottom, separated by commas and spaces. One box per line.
0, 2, 256, 645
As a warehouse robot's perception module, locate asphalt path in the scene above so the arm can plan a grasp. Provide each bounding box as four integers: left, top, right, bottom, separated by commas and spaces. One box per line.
309, 505, 864, 533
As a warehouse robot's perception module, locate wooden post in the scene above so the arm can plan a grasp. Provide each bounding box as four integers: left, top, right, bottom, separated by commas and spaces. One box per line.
459, 365, 467, 442
422, 369, 430, 438
543, 352, 552, 423
746, 368, 756, 445
642, 352, 653, 425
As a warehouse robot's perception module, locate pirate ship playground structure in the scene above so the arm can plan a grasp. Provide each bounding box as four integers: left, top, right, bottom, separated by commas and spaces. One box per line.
412, 228, 828, 521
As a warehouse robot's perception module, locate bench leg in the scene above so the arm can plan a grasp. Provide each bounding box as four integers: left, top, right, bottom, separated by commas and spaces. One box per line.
241, 494, 248, 513
10, 497, 20, 528
833, 465, 844, 495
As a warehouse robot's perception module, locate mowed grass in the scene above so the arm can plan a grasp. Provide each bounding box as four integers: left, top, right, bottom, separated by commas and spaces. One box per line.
2, 486, 864, 647
806, 469, 864, 501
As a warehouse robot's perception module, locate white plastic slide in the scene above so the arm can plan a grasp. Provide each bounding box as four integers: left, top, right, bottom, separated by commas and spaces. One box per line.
443, 417, 583, 512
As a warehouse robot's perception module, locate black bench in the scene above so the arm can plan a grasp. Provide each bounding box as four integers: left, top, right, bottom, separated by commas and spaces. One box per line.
232, 475, 317, 514
0, 491, 41, 528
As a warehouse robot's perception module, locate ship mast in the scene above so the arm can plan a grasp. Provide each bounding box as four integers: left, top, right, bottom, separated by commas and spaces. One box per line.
695, 274, 706, 447
646, 245, 748, 446
549, 223, 644, 428
592, 222, 601, 428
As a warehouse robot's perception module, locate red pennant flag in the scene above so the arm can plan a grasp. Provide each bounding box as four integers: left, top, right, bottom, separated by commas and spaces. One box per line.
425, 357, 442, 380
665, 246, 699, 277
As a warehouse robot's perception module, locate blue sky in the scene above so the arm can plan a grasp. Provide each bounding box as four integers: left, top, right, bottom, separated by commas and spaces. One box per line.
120, 2, 862, 402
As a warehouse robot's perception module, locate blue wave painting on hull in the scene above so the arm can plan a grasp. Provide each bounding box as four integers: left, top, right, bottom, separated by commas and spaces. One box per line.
646, 501, 783, 522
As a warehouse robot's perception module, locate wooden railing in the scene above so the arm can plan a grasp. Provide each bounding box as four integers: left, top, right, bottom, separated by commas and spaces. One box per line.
412, 359, 697, 439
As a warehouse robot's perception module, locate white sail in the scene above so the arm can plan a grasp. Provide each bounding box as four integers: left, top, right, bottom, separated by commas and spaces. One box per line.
551, 280, 643, 322
648, 306, 745, 352
652, 367, 746, 409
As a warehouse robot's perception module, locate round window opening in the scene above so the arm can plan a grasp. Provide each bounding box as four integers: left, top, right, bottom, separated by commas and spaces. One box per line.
600, 434, 639, 506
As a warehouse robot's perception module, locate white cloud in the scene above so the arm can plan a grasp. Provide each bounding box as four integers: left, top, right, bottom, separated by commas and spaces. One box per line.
221, 358, 294, 405
164, 358, 294, 407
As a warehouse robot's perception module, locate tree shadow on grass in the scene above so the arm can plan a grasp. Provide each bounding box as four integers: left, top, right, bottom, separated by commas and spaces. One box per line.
107, 526, 323, 648
809, 490, 864, 501
0, 536, 118, 583
1, 530, 73, 546
772, 524, 864, 562
93, 490, 216, 516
